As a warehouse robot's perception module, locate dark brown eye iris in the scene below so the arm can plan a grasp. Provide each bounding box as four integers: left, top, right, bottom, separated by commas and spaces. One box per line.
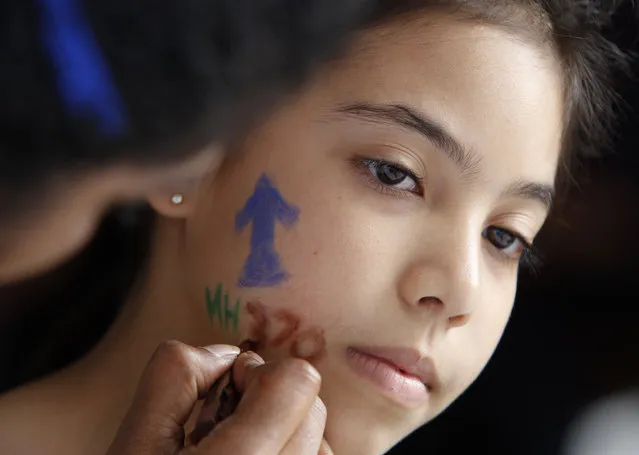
375, 163, 407, 185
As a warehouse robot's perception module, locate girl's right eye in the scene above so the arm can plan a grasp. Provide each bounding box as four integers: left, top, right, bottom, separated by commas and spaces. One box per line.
358, 158, 424, 197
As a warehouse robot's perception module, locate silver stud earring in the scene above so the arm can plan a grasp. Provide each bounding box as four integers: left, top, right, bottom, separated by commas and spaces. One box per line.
171, 194, 184, 205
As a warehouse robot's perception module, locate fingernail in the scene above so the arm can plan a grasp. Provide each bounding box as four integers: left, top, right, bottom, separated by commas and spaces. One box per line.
201, 344, 241, 357
238, 351, 265, 365
221, 352, 241, 360
304, 362, 322, 382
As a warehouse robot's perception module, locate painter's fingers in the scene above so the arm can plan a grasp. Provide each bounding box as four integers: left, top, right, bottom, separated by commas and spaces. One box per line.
279, 395, 328, 455
105, 340, 239, 455
195, 355, 323, 455
230, 350, 267, 392
319, 438, 335, 455
187, 348, 264, 443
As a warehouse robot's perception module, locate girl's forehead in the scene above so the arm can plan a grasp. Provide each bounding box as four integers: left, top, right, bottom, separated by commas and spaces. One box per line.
324, 14, 564, 112
299, 15, 563, 185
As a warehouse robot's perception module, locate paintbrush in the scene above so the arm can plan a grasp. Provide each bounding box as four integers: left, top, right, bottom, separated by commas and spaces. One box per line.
189, 339, 258, 446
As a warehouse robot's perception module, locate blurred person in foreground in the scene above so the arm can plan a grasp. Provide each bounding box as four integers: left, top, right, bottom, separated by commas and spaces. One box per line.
0, 1, 369, 454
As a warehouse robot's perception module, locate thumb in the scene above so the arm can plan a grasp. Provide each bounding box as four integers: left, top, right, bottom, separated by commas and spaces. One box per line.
106, 340, 239, 455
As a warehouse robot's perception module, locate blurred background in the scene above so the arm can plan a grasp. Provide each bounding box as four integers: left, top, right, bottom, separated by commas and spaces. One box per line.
1, 5, 638, 455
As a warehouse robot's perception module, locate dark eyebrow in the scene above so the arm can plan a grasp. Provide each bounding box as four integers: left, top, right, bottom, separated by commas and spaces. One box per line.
337, 102, 555, 210
336, 102, 481, 179
503, 180, 554, 211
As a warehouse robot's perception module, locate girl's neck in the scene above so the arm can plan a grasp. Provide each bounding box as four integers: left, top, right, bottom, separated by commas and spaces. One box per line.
6, 221, 222, 455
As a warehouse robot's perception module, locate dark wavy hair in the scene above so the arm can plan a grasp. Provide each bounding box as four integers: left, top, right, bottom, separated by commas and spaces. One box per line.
1, 0, 633, 393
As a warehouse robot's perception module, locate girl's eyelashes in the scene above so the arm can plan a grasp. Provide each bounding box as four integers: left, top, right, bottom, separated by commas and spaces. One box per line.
353, 157, 424, 197
519, 245, 542, 272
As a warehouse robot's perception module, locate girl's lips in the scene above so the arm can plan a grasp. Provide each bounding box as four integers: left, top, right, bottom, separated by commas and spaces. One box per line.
345, 346, 437, 408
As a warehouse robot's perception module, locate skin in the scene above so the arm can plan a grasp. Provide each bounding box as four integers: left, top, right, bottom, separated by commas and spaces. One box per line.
0, 147, 221, 283
0, 11, 564, 455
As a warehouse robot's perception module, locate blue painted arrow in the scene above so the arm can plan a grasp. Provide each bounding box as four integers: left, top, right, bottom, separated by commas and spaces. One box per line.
235, 174, 300, 288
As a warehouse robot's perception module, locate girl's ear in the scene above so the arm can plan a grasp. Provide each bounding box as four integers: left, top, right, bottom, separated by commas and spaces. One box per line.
147, 188, 198, 219
148, 150, 222, 218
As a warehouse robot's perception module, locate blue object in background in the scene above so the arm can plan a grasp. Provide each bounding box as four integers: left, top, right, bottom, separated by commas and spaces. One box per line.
39, 0, 128, 136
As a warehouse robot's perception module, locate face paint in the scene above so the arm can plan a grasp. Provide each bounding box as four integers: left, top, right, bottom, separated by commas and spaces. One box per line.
235, 173, 300, 288
246, 299, 327, 363
290, 327, 326, 363
203, 285, 328, 363
206, 284, 241, 332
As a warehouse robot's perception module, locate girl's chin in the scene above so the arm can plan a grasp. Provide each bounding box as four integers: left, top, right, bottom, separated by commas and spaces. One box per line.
321, 396, 415, 455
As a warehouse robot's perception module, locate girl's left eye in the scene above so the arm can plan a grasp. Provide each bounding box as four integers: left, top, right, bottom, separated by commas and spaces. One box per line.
361, 159, 422, 195
483, 226, 530, 261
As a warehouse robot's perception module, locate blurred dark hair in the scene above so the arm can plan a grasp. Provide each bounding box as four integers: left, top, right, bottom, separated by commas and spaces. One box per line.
0, 0, 369, 212
2, 0, 633, 392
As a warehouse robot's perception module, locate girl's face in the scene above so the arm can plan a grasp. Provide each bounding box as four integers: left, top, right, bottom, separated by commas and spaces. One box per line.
169, 13, 563, 455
